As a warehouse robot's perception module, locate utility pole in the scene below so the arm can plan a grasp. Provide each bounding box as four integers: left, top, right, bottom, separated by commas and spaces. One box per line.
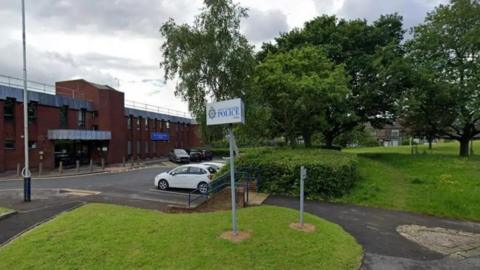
21, 0, 31, 202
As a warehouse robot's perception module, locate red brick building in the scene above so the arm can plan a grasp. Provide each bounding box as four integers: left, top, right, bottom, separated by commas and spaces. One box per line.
0, 78, 201, 172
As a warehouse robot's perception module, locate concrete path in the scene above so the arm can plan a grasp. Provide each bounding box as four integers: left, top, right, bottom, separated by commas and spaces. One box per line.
265, 196, 480, 270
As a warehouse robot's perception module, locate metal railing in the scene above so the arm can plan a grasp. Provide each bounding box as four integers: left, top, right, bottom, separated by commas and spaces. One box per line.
0, 74, 56, 95
125, 99, 192, 119
0, 73, 192, 119
187, 170, 257, 208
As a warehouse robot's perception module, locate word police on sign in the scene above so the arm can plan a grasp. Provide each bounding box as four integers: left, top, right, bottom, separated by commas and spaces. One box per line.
206, 98, 245, 126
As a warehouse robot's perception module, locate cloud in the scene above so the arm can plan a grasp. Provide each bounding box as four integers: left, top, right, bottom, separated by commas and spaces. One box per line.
335, 0, 447, 30
8, 0, 202, 37
242, 8, 289, 42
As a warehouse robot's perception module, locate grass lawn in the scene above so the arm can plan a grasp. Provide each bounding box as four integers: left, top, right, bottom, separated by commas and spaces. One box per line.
340, 141, 480, 221
0, 207, 11, 216
0, 204, 362, 270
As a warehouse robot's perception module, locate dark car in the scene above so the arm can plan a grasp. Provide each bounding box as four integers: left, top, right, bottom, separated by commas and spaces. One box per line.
200, 149, 213, 160
187, 149, 203, 162
169, 149, 190, 163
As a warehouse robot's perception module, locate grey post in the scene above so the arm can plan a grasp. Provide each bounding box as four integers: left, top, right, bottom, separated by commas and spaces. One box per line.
59, 161, 63, 174
76, 160, 80, 173
101, 158, 105, 170
300, 166, 307, 226
21, 0, 31, 202
229, 125, 237, 234
90, 159, 93, 172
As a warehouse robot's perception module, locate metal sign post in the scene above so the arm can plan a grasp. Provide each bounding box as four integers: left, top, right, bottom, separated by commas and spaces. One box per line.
206, 98, 244, 235
228, 125, 237, 234
300, 166, 307, 227
21, 0, 31, 202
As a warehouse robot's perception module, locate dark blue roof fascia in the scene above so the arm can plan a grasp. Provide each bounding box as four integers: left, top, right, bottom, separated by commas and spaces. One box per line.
125, 108, 195, 124
0, 85, 93, 111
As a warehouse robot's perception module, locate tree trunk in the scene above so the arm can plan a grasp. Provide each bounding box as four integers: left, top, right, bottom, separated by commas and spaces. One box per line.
459, 139, 470, 157
324, 135, 334, 149
428, 138, 433, 150
303, 132, 312, 148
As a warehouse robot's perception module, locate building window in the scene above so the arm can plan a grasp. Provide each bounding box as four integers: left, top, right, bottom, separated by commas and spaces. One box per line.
127, 117, 132, 130
78, 109, 86, 128
4, 139, 15, 149
137, 118, 141, 130
145, 118, 149, 130
166, 121, 170, 129
60, 106, 68, 128
391, 129, 400, 138
127, 141, 132, 155
29, 141, 37, 149
28, 101, 37, 121
145, 142, 149, 153
136, 141, 140, 155
4, 98, 15, 119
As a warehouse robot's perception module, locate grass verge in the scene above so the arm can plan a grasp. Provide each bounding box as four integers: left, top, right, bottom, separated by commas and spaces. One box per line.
340, 142, 480, 221
0, 207, 12, 216
0, 204, 362, 270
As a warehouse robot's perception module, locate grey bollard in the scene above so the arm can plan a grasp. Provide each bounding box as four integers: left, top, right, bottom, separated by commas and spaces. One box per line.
90, 159, 93, 172
38, 162, 43, 176
122, 156, 126, 167
76, 160, 80, 173
59, 161, 63, 174
101, 158, 105, 170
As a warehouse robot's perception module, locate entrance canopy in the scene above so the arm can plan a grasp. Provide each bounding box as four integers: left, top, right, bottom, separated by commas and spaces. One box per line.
48, 129, 111, 140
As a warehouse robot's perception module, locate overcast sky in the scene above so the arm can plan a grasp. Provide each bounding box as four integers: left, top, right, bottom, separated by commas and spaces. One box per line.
0, 0, 446, 113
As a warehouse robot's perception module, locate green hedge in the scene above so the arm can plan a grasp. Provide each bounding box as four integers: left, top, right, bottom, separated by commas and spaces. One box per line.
235, 148, 358, 199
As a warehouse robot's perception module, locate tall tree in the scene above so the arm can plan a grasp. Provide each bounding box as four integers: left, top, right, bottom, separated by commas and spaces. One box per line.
254, 46, 352, 147
159, 0, 255, 142
406, 0, 480, 156
257, 14, 408, 144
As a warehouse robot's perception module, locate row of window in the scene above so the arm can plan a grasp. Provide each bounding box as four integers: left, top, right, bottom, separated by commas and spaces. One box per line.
4, 139, 37, 150
3, 99, 90, 129
127, 141, 163, 155
127, 117, 190, 131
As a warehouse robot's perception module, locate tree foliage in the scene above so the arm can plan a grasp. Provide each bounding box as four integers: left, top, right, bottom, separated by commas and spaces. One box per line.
254, 46, 353, 147
405, 0, 480, 156
159, 0, 255, 142
255, 14, 407, 146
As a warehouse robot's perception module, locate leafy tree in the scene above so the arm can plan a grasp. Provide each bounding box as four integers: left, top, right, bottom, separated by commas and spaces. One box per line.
254, 46, 352, 147
257, 14, 408, 144
406, 0, 480, 156
159, 0, 255, 142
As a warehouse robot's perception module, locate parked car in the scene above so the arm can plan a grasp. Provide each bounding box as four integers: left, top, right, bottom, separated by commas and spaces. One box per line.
200, 162, 225, 172
169, 149, 190, 163
187, 149, 203, 162
200, 149, 213, 160
154, 164, 214, 194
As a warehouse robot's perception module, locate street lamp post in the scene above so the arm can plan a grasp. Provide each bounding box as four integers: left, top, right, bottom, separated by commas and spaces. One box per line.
21, 0, 31, 202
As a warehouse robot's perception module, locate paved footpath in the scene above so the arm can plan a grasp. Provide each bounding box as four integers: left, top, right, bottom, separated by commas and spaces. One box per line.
265, 196, 480, 270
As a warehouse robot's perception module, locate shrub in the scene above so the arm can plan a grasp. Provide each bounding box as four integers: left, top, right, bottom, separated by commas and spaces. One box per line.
235, 148, 358, 199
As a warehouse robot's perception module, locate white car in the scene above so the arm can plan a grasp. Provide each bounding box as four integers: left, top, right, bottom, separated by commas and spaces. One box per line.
200, 162, 225, 171
154, 164, 214, 194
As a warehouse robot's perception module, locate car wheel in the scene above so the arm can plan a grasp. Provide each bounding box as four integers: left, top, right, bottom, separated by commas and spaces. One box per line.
158, 179, 169, 190
198, 182, 209, 194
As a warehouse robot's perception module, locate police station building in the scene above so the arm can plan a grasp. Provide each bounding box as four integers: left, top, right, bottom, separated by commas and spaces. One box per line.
0, 75, 201, 172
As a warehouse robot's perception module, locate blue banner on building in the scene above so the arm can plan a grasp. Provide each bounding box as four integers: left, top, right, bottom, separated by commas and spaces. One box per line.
151, 132, 170, 141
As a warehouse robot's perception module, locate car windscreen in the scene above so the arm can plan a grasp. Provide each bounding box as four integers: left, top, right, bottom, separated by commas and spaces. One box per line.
174, 149, 187, 155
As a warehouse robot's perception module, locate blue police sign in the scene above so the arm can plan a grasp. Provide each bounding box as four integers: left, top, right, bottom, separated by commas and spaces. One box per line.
151, 132, 169, 141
